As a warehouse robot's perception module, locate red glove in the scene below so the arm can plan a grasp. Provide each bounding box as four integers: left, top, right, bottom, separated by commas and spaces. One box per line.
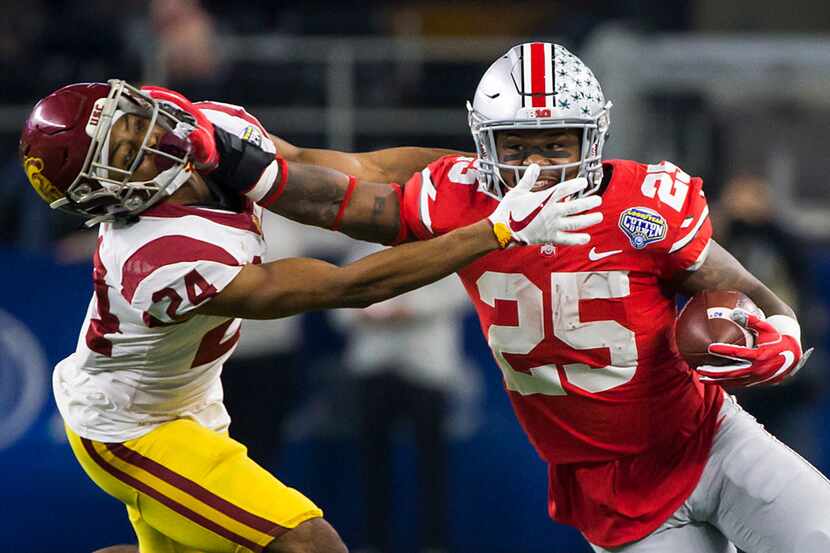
696, 311, 813, 388
141, 85, 219, 172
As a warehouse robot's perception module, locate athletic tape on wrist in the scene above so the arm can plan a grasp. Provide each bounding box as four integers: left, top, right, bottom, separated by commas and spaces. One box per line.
492, 221, 512, 248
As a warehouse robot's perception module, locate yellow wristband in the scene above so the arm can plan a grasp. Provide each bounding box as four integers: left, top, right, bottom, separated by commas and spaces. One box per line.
492, 222, 513, 249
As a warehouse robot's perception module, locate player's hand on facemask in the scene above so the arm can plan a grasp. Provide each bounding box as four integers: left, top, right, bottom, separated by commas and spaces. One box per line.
488, 164, 603, 248
696, 311, 812, 387
141, 86, 220, 172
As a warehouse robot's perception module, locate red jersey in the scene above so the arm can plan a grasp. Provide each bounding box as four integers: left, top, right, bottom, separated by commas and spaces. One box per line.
400, 155, 724, 547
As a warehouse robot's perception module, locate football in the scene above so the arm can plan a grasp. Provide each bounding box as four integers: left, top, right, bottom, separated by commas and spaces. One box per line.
674, 290, 763, 368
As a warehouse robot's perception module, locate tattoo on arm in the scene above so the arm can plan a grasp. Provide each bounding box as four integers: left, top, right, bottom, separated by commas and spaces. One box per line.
271, 162, 346, 228
267, 161, 402, 244
371, 196, 386, 234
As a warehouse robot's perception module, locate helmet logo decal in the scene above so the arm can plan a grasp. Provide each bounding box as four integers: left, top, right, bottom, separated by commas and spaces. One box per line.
23, 156, 63, 203
85, 98, 110, 138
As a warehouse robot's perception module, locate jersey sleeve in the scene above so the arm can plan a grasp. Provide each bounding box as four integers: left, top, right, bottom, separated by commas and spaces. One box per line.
650, 161, 713, 277
121, 236, 243, 324
400, 155, 485, 241
196, 101, 276, 154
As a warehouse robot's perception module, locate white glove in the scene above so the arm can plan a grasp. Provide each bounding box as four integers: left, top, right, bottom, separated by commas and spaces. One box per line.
488, 164, 603, 247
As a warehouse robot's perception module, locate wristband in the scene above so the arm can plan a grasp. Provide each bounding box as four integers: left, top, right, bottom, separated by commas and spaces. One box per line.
492, 222, 512, 248
331, 176, 358, 231
389, 183, 410, 245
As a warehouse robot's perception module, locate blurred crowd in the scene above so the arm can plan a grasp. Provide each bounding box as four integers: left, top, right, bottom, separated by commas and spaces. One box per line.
2, 1, 830, 552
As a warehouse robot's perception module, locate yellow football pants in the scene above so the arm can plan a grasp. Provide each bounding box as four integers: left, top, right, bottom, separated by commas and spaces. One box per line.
66, 419, 322, 553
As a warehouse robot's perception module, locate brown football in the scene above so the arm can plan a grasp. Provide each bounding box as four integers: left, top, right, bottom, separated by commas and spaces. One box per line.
674, 290, 762, 368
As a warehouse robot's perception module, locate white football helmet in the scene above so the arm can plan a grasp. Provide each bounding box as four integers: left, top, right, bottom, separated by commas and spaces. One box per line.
468, 43, 611, 197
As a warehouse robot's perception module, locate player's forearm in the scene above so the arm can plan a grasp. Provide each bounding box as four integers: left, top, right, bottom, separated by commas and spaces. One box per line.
676, 240, 795, 318
269, 161, 402, 244
326, 220, 497, 309
219, 220, 497, 319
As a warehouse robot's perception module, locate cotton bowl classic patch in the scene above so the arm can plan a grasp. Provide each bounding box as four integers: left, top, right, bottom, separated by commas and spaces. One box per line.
618, 207, 667, 249
241, 125, 263, 147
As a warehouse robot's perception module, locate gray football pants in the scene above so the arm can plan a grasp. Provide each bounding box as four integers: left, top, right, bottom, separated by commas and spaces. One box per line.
590, 394, 830, 553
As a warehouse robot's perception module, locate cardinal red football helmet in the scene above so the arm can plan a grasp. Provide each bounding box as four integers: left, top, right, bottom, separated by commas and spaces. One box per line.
19, 79, 196, 225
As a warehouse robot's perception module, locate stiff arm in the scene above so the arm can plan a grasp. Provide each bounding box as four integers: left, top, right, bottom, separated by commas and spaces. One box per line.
196, 218, 499, 319
269, 134, 464, 244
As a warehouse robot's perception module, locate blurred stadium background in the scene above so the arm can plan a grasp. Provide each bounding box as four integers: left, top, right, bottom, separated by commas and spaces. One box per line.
2, 1, 830, 552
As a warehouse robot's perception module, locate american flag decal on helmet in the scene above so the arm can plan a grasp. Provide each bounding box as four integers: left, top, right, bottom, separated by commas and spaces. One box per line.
522, 42, 554, 109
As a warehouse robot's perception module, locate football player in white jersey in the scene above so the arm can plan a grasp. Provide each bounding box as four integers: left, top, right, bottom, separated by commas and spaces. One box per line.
20, 79, 603, 553
211, 44, 830, 553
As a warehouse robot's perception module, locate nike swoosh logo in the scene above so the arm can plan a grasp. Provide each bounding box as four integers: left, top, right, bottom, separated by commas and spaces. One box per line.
508, 196, 552, 232
588, 247, 623, 261
484, 92, 500, 99
779, 351, 795, 372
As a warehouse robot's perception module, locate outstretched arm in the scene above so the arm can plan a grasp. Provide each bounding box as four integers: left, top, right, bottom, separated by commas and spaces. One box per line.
268, 161, 404, 244
267, 136, 464, 244
196, 165, 602, 320
271, 134, 465, 185
195, 219, 498, 319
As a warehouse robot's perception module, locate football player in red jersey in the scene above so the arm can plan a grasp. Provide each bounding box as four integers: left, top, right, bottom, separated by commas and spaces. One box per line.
20, 80, 602, 553
211, 43, 829, 552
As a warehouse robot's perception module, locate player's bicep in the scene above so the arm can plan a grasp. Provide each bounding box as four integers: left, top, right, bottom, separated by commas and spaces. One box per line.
673, 240, 755, 294
193, 258, 342, 320
672, 240, 794, 317
270, 133, 385, 180
362, 147, 469, 184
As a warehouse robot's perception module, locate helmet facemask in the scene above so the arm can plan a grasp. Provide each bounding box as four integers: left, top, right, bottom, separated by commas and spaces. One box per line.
469, 102, 611, 197
467, 43, 611, 199
52, 79, 197, 226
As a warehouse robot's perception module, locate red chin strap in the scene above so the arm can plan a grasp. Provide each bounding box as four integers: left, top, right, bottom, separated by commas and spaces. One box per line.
141, 85, 219, 172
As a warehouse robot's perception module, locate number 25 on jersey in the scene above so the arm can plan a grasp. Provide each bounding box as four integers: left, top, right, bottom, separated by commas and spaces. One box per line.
477, 271, 637, 396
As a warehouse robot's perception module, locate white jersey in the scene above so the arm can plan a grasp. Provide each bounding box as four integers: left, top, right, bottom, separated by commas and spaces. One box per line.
54, 104, 272, 443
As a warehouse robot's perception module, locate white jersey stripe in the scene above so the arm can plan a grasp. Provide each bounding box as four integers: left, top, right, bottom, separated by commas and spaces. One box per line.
544, 42, 554, 108
522, 43, 533, 108
670, 205, 709, 254
243, 160, 280, 202
419, 168, 437, 234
